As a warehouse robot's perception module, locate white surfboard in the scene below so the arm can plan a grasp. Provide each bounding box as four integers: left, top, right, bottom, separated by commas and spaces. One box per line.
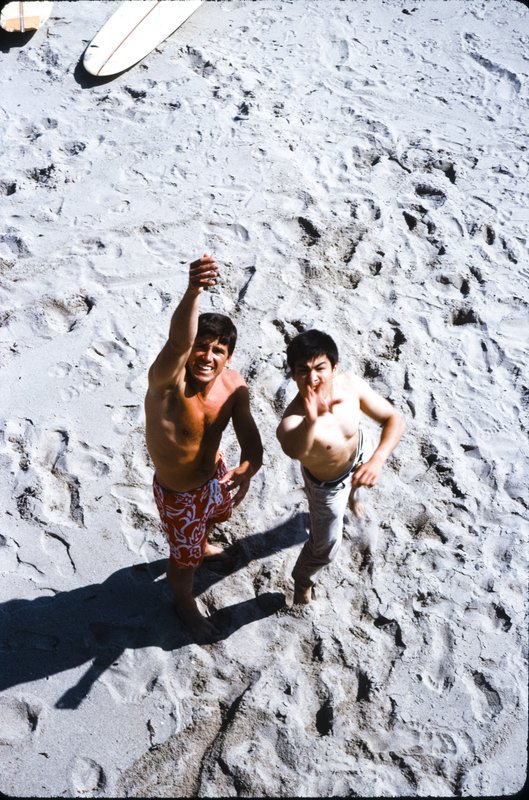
0, 1, 53, 33
83, 0, 203, 77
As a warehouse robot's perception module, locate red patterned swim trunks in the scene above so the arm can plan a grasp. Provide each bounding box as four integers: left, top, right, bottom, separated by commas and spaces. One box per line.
153, 456, 234, 568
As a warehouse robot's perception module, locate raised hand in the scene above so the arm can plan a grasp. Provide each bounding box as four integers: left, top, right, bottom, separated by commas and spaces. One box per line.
189, 253, 219, 292
301, 383, 342, 425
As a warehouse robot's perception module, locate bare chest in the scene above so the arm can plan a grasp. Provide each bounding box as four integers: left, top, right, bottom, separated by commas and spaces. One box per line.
161, 388, 232, 443
313, 398, 361, 447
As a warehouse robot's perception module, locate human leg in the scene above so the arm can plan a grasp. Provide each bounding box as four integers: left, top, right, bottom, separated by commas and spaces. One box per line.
292, 470, 351, 601
166, 561, 220, 641
293, 582, 313, 604
153, 476, 220, 638
202, 455, 234, 558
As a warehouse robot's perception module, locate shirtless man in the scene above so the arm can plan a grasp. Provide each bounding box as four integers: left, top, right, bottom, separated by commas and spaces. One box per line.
276, 329, 405, 604
145, 254, 263, 640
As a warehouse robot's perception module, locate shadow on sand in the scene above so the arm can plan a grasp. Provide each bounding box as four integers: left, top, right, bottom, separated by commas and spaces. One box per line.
0, 514, 307, 709
0, 26, 36, 53
72, 53, 128, 89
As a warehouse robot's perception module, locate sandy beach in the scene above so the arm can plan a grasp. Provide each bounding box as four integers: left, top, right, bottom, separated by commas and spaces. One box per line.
1, 0, 528, 796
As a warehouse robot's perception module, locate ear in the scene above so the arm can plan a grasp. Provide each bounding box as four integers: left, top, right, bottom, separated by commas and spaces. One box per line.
332, 362, 339, 374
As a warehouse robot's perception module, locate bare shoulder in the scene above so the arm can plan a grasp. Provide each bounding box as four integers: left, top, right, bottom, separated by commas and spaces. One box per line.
335, 371, 364, 396
281, 393, 303, 420
223, 368, 247, 392
221, 368, 250, 405
346, 372, 384, 398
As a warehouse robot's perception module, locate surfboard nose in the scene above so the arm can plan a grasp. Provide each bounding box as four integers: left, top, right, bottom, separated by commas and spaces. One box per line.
82, 0, 203, 78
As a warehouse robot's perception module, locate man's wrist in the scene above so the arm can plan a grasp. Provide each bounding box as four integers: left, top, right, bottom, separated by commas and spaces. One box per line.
239, 459, 256, 477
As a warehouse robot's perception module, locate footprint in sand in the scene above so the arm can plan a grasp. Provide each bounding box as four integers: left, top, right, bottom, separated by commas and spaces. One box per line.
349, 197, 382, 224
42, 530, 76, 576
0, 696, 41, 745
70, 756, 107, 795
111, 478, 159, 557
56, 328, 137, 402
47, 361, 72, 379
60, 385, 81, 402
109, 404, 143, 435
0, 230, 32, 259
40, 295, 94, 334
0, 534, 19, 572
403, 724, 462, 757
0, 180, 17, 197
85, 318, 138, 373
414, 183, 447, 207
7, 628, 60, 652
470, 670, 503, 720
4, 421, 111, 534
7, 424, 84, 528
69, 237, 123, 261
85, 334, 136, 372
420, 621, 456, 693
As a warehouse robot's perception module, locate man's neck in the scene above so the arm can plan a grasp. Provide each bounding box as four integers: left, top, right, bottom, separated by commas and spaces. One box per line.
185, 372, 218, 399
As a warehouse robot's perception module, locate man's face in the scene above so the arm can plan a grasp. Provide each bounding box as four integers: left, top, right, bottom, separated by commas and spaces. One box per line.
187, 337, 231, 385
293, 354, 337, 395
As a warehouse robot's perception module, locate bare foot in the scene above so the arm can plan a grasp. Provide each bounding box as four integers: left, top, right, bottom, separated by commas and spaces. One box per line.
204, 542, 225, 558
293, 583, 312, 605
175, 599, 222, 642
191, 616, 222, 644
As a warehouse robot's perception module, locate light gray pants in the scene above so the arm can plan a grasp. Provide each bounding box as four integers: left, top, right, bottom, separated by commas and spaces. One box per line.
292, 428, 372, 588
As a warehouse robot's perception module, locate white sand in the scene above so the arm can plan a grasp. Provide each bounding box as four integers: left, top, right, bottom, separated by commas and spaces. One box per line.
1, 0, 528, 796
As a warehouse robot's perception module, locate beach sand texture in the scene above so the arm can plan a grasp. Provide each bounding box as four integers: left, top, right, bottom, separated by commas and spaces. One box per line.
1, 0, 528, 796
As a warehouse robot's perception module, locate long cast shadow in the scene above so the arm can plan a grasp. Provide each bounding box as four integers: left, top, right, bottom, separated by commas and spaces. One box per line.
0, 514, 307, 709
194, 509, 307, 594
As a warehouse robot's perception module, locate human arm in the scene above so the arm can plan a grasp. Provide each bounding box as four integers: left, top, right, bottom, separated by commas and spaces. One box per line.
219, 384, 263, 506
276, 411, 316, 461
351, 378, 405, 489
147, 254, 218, 389
276, 384, 341, 460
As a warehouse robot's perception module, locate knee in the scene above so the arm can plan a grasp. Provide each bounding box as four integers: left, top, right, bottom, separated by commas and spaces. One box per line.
307, 533, 342, 565
324, 539, 341, 565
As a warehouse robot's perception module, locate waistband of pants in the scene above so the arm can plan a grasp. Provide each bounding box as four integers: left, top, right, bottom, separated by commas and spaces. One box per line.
304, 428, 364, 488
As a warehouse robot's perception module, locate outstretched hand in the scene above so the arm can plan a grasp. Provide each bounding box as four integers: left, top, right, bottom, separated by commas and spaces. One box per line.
301, 383, 343, 424
189, 253, 219, 292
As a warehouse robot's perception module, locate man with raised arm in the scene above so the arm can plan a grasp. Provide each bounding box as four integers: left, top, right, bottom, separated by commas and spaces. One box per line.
276, 329, 405, 605
145, 254, 263, 640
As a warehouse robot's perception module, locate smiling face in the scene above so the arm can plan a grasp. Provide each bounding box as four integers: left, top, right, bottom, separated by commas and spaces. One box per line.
186, 336, 231, 386
293, 354, 337, 397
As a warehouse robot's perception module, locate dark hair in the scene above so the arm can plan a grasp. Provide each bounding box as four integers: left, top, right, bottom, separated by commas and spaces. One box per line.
286, 329, 339, 372
196, 313, 237, 355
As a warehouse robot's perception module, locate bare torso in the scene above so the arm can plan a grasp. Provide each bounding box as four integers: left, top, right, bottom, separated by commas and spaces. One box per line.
284, 373, 362, 481
145, 369, 243, 491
